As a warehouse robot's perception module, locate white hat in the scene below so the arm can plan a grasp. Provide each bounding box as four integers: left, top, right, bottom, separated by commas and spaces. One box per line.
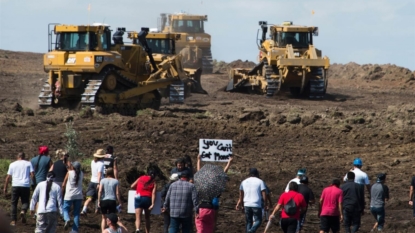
169, 173, 179, 181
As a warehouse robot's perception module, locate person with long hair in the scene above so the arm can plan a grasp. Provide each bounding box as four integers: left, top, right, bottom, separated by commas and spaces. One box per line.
131, 163, 166, 233
98, 168, 122, 232
62, 161, 84, 233
29, 171, 63, 233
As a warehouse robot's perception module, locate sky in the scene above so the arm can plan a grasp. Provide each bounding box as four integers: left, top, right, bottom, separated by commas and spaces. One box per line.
0, 0, 414, 70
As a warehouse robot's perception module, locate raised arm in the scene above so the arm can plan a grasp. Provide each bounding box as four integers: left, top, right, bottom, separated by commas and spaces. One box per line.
223, 156, 233, 173
197, 154, 201, 172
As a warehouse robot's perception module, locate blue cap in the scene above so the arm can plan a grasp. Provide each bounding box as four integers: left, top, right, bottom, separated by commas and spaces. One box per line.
297, 168, 306, 176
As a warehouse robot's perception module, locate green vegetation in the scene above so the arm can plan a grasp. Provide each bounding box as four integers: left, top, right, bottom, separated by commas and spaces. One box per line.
0, 159, 12, 174
64, 121, 83, 161
136, 109, 153, 116
193, 111, 212, 119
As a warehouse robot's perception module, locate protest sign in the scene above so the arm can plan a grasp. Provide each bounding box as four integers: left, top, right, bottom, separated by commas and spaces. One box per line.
128, 190, 161, 215
199, 139, 232, 162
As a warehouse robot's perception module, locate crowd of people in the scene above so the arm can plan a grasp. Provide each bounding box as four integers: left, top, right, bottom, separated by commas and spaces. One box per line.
0, 145, 407, 233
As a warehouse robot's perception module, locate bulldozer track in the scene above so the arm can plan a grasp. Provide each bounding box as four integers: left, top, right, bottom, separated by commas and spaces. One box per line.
38, 81, 53, 106
309, 68, 326, 99
202, 48, 213, 73
264, 60, 280, 97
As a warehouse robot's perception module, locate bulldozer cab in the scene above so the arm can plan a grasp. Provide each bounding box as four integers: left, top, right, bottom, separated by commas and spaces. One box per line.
50, 23, 112, 52
267, 21, 319, 49
160, 13, 207, 34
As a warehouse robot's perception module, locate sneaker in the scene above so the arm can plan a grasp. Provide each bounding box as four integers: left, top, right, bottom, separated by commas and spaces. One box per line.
135, 230, 140, 233
20, 211, 26, 224
64, 220, 70, 230
10, 221, 16, 226
80, 210, 87, 217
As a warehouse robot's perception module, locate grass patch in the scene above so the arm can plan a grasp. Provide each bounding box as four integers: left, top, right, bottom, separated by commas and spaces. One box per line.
0, 159, 12, 174
136, 109, 153, 116
193, 111, 212, 119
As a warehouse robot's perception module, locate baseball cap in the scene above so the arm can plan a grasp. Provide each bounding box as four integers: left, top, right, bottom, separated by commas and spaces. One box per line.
297, 168, 306, 176
169, 173, 179, 181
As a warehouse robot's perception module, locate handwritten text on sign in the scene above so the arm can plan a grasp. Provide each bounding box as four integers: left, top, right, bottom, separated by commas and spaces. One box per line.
199, 139, 232, 162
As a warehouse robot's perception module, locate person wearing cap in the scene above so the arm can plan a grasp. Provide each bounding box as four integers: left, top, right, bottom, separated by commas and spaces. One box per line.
236, 168, 267, 233
343, 158, 371, 195
131, 163, 166, 233
297, 176, 315, 233
31, 146, 53, 189
269, 182, 306, 233
162, 170, 198, 233
285, 168, 306, 192
341, 172, 365, 233
318, 179, 343, 233
81, 149, 105, 215
102, 213, 128, 233
370, 173, 389, 232
62, 161, 84, 233
161, 173, 179, 233
30, 171, 63, 233
3, 152, 34, 226
49, 149, 70, 188
103, 146, 118, 180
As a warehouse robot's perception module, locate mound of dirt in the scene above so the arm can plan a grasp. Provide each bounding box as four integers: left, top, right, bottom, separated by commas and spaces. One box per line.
213, 59, 256, 73
330, 62, 415, 82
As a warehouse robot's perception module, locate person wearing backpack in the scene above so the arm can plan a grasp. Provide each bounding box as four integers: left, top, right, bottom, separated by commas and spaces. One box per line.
269, 182, 306, 233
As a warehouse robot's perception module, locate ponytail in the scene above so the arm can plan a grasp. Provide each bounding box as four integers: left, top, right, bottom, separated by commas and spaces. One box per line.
45, 172, 56, 208
74, 167, 81, 186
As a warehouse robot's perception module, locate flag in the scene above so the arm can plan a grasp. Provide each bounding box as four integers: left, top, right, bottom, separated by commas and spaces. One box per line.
88, 4, 91, 12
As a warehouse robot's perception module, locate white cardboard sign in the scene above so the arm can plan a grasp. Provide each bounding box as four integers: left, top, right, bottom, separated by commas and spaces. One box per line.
127, 190, 162, 215
199, 139, 232, 162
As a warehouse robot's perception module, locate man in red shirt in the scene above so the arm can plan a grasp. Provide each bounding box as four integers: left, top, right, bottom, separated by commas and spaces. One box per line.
269, 182, 306, 233
318, 179, 343, 233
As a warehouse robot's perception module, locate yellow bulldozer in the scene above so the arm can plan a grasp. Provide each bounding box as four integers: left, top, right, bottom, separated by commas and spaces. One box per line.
127, 31, 207, 95
39, 23, 196, 114
226, 21, 330, 98
159, 13, 213, 73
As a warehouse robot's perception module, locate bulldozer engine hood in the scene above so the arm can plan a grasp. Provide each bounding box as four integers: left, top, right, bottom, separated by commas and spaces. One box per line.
44, 51, 122, 72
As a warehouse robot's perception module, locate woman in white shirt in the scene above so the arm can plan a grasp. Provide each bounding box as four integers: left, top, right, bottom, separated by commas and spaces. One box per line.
62, 161, 84, 233
30, 171, 63, 233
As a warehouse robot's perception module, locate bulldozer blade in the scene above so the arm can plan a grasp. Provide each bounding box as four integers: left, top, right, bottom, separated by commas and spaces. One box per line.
225, 79, 235, 91
187, 68, 207, 94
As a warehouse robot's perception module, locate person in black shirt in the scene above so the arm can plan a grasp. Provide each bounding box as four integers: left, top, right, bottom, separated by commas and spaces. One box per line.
297, 176, 315, 233
49, 149, 69, 187
341, 172, 365, 233
170, 158, 193, 183
103, 146, 118, 180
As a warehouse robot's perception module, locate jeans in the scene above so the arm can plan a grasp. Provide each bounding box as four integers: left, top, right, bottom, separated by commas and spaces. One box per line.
244, 207, 262, 233
163, 212, 170, 233
169, 217, 192, 233
370, 207, 385, 230
63, 199, 82, 232
343, 209, 361, 233
11, 187, 30, 221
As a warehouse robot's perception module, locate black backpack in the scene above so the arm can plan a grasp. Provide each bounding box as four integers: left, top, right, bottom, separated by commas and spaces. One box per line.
284, 197, 297, 216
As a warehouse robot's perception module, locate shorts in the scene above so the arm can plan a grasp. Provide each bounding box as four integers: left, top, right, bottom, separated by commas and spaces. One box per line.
86, 182, 99, 201
135, 196, 151, 209
100, 200, 117, 214
320, 215, 340, 232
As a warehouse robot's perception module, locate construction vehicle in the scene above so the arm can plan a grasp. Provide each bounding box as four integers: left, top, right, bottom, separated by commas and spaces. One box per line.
159, 13, 213, 73
39, 23, 193, 114
226, 21, 330, 98
128, 31, 207, 94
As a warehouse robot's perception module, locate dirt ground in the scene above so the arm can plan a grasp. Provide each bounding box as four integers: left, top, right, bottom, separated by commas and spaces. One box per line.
1, 49, 415, 233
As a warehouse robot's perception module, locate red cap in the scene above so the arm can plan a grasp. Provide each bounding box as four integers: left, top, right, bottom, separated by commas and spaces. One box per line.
39, 146, 49, 155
